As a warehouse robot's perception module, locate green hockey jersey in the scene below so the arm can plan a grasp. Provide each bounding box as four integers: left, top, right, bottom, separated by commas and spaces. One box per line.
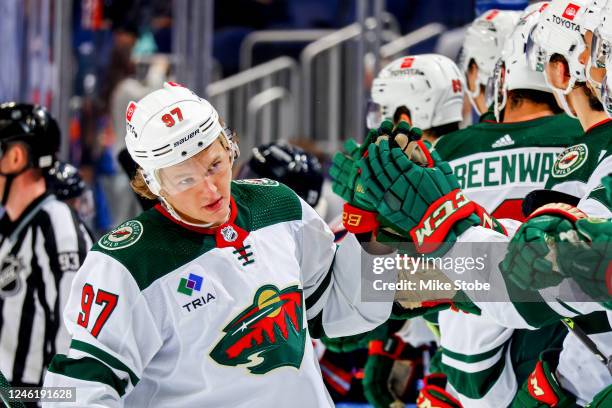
42, 180, 393, 407
435, 114, 581, 220
545, 118, 612, 218
435, 118, 611, 407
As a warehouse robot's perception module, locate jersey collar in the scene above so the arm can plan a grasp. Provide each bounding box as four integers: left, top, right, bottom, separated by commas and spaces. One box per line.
585, 118, 612, 134
154, 197, 249, 250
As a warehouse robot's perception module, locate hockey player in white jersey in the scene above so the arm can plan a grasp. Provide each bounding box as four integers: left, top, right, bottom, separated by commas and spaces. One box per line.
459, 9, 521, 116
41, 82, 401, 407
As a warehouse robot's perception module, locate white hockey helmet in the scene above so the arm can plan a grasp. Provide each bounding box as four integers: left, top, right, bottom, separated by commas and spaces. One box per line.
125, 82, 236, 197
604, 54, 612, 116
370, 54, 465, 130
598, 2, 612, 115
530, 0, 591, 117
493, 2, 553, 120
458, 9, 522, 107
531, 0, 589, 91
583, 0, 609, 100
582, 0, 607, 32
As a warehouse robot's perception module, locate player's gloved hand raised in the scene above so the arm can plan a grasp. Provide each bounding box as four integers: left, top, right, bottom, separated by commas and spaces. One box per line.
356, 123, 479, 254
416, 373, 463, 408
511, 349, 576, 408
330, 122, 394, 235
363, 334, 421, 408
500, 203, 587, 290
557, 217, 612, 304
330, 126, 381, 207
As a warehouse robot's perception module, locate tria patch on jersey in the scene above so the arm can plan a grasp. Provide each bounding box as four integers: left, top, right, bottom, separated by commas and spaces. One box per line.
210, 284, 305, 374
233, 178, 279, 187
170, 265, 218, 314
98, 220, 143, 251
176, 271, 218, 313
551, 144, 588, 178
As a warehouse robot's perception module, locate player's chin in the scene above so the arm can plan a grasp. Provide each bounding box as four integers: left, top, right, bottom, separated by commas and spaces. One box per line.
201, 198, 230, 225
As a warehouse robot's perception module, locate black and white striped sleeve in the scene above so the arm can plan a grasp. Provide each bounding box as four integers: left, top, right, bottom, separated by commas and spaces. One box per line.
32, 201, 93, 359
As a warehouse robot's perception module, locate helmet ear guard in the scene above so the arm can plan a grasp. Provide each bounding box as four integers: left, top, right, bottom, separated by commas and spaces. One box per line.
222, 127, 240, 161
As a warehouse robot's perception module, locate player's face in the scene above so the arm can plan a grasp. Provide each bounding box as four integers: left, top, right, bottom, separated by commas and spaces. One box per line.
584, 31, 607, 85
159, 139, 233, 226
0, 143, 26, 198
466, 62, 479, 93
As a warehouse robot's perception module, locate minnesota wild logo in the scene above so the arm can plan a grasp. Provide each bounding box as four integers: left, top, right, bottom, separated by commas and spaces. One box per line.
210, 284, 305, 374
552, 144, 588, 178
99, 220, 143, 250
233, 178, 279, 187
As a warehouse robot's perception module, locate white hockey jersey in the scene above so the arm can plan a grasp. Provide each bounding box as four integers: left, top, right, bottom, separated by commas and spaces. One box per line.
42, 180, 394, 407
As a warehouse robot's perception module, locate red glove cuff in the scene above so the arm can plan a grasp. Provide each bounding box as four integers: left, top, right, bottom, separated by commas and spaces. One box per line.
342, 203, 379, 234
528, 203, 587, 223
410, 189, 476, 253
527, 361, 560, 406
474, 203, 508, 236
368, 336, 405, 359
418, 374, 463, 408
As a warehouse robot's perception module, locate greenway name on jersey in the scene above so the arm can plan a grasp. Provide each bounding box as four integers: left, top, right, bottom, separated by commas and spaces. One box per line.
435, 114, 581, 220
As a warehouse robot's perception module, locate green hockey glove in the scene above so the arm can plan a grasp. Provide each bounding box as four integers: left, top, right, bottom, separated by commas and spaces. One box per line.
500, 203, 587, 290
512, 349, 576, 408
363, 334, 421, 408
357, 135, 479, 254
557, 217, 612, 302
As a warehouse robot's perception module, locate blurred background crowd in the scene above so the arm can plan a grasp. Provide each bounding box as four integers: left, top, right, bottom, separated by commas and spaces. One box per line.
0, 0, 517, 238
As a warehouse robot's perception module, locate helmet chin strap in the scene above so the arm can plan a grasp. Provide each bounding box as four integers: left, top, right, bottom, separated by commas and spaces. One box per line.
466, 81, 484, 115
159, 196, 230, 229
0, 165, 30, 207
586, 59, 604, 102
544, 70, 578, 119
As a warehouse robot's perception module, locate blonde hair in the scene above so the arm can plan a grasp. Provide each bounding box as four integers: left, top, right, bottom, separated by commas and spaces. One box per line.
130, 134, 233, 199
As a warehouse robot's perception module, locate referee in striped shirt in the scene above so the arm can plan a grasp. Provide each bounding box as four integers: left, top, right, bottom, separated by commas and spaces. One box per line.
0, 103, 93, 400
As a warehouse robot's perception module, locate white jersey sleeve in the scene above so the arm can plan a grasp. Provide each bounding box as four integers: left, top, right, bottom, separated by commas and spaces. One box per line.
297, 199, 394, 338
577, 155, 612, 217
438, 310, 517, 408
42, 252, 164, 407
446, 226, 604, 329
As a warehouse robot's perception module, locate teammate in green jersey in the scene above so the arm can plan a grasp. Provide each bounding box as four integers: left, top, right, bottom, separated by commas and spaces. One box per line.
436, 2, 581, 222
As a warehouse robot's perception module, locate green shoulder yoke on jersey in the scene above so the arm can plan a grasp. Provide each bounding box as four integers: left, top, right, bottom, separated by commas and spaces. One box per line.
92, 180, 302, 291
435, 114, 580, 162
546, 119, 612, 191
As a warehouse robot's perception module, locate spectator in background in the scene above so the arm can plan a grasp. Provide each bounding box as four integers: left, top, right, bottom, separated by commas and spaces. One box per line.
46, 161, 96, 233
97, 45, 168, 229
